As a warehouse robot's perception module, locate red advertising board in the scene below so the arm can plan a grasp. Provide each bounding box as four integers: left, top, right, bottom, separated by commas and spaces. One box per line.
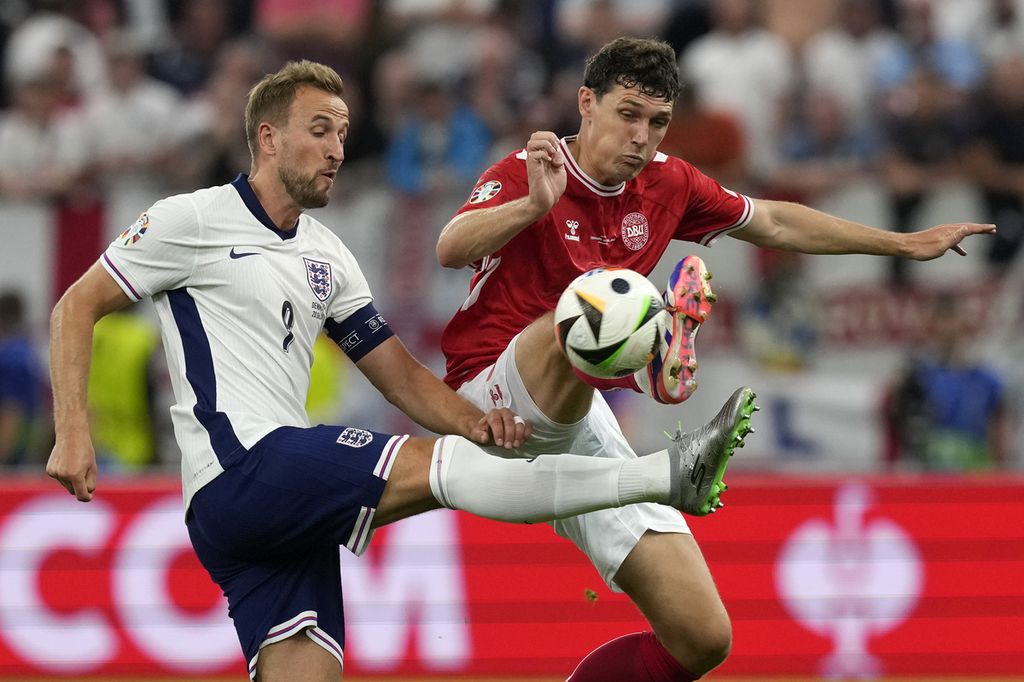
1, 475, 1022, 677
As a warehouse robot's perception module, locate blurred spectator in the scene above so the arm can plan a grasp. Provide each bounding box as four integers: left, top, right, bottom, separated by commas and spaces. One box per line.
738, 250, 822, 373
681, 0, 796, 182
45, 44, 83, 109
555, 0, 671, 57
0, 73, 87, 200
385, 78, 492, 335
928, 0, 1024, 64
876, 0, 985, 107
545, 0, 628, 83
257, 0, 381, 161
255, 0, 369, 66
382, 0, 496, 84
802, 0, 900, 134
0, 1, 29, 106
149, 0, 232, 95
177, 38, 268, 187
488, 92, 558, 164
3, 0, 109, 99
974, 0, 1024, 63
165, 0, 252, 35
880, 68, 970, 283
767, 88, 878, 204
78, 31, 187, 193
884, 293, 1009, 470
87, 308, 161, 471
386, 79, 491, 195
663, 0, 713, 57
0, 291, 43, 467
658, 82, 746, 190
963, 53, 1024, 271
464, 15, 547, 147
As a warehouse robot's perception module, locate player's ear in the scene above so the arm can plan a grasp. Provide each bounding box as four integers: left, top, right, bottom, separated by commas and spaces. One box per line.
257, 121, 278, 156
578, 86, 594, 119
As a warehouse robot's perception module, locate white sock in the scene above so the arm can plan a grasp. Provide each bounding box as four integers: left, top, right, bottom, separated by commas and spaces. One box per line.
617, 449, 671, 504
429, 436, 671, 523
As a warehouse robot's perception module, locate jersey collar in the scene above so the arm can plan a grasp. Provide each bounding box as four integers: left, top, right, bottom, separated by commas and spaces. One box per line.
560, 136, 625, 197
231, 174, 299, 240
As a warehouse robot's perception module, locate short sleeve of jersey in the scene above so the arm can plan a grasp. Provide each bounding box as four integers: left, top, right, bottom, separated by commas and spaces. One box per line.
321, 236, 394, 362
101, 195, 200, 301
670, 159, 754, 246
453, 151, 529, 218
325, 239, 373, 322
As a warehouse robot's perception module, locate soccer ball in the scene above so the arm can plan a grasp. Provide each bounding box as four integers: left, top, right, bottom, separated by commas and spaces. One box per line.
554, 268, 666, 379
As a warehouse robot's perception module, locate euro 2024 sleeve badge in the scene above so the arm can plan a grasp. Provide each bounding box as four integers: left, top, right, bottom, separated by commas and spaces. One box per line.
118, 213, 150, 246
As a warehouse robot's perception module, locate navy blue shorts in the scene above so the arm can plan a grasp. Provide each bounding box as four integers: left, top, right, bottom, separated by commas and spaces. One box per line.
186, 425, 407, 678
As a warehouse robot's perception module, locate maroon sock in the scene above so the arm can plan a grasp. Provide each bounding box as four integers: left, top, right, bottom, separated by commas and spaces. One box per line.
566, 632, 698, 681
571, 366, 642, 393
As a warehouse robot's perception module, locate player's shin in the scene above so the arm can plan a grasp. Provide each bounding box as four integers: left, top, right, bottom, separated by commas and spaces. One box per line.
428, 436, 670, 523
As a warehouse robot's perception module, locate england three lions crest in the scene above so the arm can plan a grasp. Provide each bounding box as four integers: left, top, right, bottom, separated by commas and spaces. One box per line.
303, 257, 333, 301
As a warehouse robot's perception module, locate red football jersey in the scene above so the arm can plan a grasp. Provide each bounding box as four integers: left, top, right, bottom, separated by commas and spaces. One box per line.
441, 136, 754, 388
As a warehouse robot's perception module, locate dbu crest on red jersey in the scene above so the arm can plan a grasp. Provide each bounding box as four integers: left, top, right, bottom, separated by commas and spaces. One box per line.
303, 257, 333, 301
621, 212, 649, 251
470, 180, 502, 204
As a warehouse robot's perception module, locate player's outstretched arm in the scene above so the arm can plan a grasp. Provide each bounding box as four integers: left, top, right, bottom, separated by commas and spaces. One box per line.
46, 262, 133, 501
355, 336, 531, 449
733, 199, 996, 259
436, 131, 567, 269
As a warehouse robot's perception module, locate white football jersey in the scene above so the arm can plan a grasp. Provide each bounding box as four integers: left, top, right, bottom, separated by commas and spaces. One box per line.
101, 175, 392, 510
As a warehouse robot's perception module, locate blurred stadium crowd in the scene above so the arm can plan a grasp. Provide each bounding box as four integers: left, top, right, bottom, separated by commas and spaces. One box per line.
1, 0, 1022, 473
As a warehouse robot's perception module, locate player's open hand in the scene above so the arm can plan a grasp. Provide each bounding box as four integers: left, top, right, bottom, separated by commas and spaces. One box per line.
524, 131, 567, 217
905, 222, 997, 260
46, 436, 98, 502
471, 408, 532, 450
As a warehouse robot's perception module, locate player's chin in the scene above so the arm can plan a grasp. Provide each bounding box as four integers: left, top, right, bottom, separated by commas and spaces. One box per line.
299, 188, 331, 209
616, 160, 646, 182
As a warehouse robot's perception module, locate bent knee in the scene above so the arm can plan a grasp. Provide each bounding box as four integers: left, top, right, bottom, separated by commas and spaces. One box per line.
659, 612, 732, 676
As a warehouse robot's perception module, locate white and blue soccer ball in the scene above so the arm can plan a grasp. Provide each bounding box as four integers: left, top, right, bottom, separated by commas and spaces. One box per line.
554, 267, 666, 379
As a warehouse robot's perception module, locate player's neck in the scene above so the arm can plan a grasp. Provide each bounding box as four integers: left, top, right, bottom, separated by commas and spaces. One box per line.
247, 170, 302, 232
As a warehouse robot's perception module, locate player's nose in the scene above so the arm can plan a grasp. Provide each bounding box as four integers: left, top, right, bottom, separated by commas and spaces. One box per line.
327, 139, 344, 164
632, 122, 650, 147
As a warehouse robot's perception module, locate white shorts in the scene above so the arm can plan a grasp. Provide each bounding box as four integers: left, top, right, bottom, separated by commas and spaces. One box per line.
457, 334, 690, 591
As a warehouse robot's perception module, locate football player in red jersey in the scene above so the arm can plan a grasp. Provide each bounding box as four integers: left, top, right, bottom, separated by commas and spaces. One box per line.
436, 37, 995, 681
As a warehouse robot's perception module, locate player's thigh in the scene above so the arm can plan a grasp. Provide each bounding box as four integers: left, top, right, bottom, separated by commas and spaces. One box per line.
256, 632, 341, 682
613, 530, 730, 646
372, 436, 443, 528
514, 311, 594, 424
458, 331, 589, 456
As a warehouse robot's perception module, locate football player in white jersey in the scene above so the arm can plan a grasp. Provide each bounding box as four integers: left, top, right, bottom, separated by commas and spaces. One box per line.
45, 60, 757, 681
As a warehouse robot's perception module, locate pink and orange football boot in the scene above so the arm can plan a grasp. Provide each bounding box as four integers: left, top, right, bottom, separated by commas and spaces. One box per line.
635, 255, 716, 404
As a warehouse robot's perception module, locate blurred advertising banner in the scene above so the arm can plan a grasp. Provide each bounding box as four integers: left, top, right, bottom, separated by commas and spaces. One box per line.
0, 475, 1022, 678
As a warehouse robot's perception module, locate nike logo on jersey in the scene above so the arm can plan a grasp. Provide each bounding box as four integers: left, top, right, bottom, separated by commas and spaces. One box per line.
229, 248, 259, 259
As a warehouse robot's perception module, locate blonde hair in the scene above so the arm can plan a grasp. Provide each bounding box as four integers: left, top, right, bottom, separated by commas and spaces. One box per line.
244, 60, 345, 158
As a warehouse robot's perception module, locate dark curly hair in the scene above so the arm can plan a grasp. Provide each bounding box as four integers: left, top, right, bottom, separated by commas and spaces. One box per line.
583, 37, 681, 102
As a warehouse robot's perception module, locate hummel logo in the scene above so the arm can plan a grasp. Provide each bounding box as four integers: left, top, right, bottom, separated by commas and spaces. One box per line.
229, 247, 259, 259
564, 219, 580, 242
